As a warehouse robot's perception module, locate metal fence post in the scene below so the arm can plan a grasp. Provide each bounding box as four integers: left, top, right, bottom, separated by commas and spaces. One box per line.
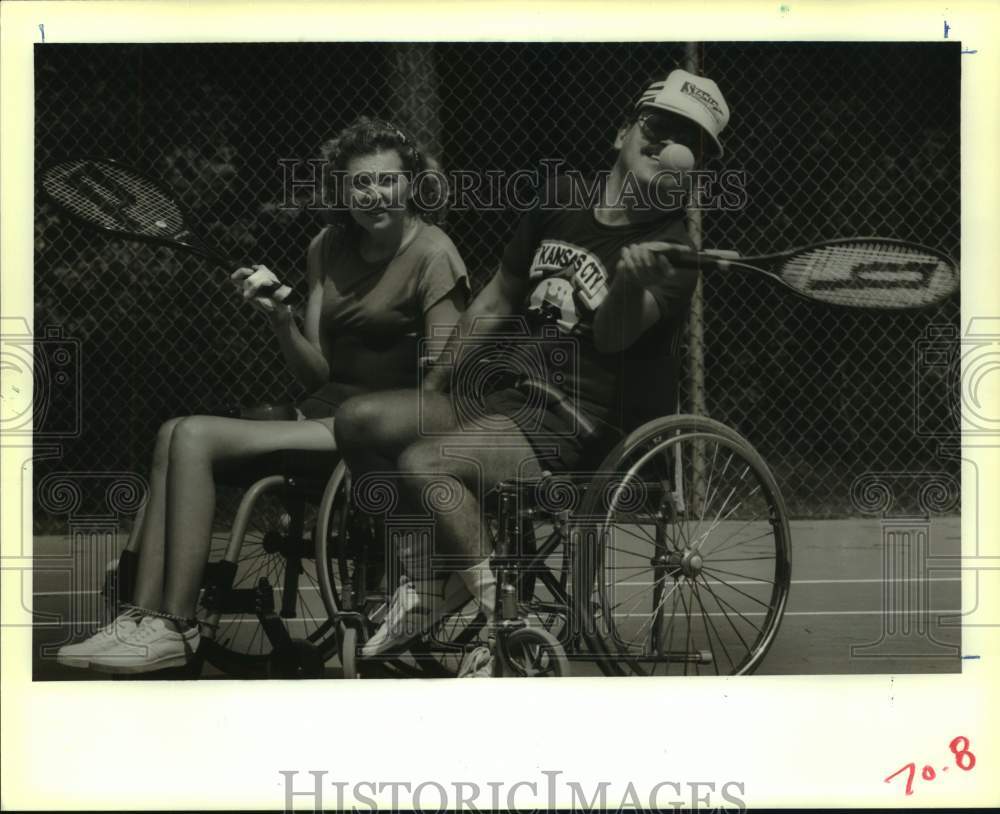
388, 44, 443, 163
685, 42, 707, 512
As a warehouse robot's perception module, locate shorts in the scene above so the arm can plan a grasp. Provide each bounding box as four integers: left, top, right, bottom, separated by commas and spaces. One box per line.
480, 387, 617, 473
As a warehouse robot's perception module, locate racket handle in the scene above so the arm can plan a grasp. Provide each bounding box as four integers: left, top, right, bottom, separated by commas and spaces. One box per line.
256, 280, 301, 309
656, 246, 739, 271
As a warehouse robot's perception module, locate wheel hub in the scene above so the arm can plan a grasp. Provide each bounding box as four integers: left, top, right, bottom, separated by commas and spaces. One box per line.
262, 529, 284, 555
679, 549, 703, 578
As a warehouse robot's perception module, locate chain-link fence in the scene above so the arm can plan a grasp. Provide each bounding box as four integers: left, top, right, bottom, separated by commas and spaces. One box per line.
32, 42, 960, 523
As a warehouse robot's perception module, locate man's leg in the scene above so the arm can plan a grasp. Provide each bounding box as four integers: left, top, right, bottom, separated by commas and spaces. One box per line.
334, 389, 459, 479
358, 419, 543, 655
396, 428, 543, 565
335, 390, 462, 579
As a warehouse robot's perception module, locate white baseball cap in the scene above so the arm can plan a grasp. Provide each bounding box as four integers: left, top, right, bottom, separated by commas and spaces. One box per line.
634, 69, 730, 157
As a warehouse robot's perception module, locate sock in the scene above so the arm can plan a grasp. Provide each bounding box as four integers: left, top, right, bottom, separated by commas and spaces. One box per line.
459, 559, 496, 621
116, 549, 138, 604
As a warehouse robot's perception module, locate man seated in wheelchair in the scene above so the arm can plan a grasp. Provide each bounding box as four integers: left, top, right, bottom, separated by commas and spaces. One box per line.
334, 70, 730, 674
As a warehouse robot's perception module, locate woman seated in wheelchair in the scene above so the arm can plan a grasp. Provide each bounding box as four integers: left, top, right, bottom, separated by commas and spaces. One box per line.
58, 116, 469, 673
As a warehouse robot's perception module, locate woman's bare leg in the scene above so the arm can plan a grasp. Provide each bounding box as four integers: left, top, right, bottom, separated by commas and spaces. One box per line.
130, 417, 184, 609
159, 416, 337, 619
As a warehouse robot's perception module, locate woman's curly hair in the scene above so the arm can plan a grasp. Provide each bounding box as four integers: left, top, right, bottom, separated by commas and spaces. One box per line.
319, 116, 448, 232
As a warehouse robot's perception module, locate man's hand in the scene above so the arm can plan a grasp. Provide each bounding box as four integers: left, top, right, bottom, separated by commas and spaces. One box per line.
616, 241, 688, 287
420, 356, 452, 392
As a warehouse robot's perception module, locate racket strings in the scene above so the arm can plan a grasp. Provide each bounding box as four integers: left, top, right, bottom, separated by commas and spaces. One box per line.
42, 161, 184, 236
780, 242, 957, 308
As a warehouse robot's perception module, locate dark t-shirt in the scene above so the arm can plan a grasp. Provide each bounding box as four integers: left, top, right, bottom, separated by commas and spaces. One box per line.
501, 176, 697, 435
314, 220, 468, 392
297, 220, 467, 420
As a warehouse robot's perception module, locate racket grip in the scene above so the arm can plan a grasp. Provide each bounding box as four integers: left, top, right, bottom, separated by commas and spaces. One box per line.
256, 280, 301, 309
656, 246, 739, 271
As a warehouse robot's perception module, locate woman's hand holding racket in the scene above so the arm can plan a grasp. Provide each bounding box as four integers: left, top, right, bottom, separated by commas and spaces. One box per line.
231, 265, 295, 320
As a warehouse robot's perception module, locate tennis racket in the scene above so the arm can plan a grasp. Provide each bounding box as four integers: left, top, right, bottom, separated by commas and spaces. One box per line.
658, 238, 958, 310
39, 158, 297, 306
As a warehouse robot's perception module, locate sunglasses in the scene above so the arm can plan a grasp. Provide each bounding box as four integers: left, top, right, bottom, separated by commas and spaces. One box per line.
636, 110, 705, 156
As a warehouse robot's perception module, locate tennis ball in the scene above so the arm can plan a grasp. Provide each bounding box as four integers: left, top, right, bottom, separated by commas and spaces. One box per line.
657, 143, 696, 171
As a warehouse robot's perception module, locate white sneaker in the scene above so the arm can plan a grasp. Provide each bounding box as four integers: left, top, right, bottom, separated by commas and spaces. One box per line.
362, 574, 472, 657
56, 611, 142, 668
87, 616, 200, 674
457, 645, 493, 678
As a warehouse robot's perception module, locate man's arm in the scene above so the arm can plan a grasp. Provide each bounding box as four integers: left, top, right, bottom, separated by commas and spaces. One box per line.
423, 264, 528, 392
592, 242, 696, 353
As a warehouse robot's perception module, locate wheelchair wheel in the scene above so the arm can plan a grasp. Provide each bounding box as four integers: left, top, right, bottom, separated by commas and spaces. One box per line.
197, 477, 340, 677
316, 464, 458, 678
416, 508, 578, 678
316, 463, 413, 676
315, 462, 374, 623
499, 627, 571, 677
574, 415, 791, 676
314, 465, 577, 679
338, 624, 360, 679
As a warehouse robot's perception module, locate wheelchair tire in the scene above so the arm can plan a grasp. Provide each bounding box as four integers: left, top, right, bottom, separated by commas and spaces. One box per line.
573, 415, 791, 676
197, 476, 340, 678
315, 462, 353, 620
338, 624, 360, 679
499, 627, 571, 678
313, 464, 581, 679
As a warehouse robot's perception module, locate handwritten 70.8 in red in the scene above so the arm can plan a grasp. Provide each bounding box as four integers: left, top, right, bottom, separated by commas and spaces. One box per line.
884, 737, 976, 796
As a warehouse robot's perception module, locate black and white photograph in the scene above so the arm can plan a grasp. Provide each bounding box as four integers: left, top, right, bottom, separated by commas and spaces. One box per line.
2, 1, 998, 811
28, 40, 964, 680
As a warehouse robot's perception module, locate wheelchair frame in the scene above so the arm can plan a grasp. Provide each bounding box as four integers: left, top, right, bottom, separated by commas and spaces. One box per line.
104, 413, 791, 679
313, 412, 792, 679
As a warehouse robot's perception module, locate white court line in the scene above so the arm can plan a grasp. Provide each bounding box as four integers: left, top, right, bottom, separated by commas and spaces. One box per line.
790, 577, 961, 584
33, 586, 323, 597
36, 607, 966, 627
784, 609, 962, 616
613, 609, 962, 618
39, 608, 966, 627
31, 576, 962, 598
601, 577, 961, 588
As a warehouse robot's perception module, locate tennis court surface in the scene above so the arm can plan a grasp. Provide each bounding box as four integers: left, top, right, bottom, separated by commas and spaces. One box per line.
30, 515, 961, 680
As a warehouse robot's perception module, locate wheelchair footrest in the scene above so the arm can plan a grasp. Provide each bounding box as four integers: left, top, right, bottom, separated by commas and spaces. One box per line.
208, 588, 263, 615
256, 577, 296, 652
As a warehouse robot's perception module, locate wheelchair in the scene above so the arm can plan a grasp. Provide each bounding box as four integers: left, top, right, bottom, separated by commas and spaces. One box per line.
105, 387, 791, 679
313, 380, 792, 679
